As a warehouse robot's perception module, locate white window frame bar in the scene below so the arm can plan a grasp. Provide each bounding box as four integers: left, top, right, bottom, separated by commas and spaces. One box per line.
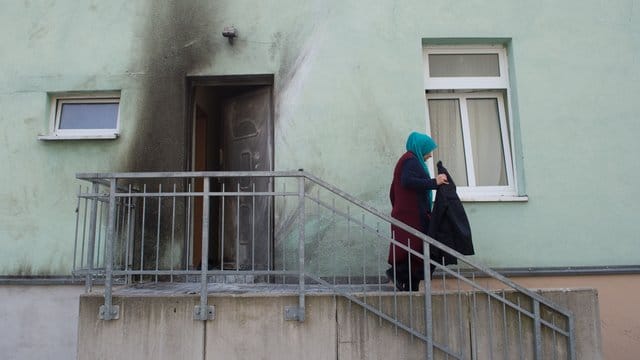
458, 97, 475, 186
425, 92, 516, 196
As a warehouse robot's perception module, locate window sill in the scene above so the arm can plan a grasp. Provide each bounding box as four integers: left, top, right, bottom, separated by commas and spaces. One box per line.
459, 194, 528, 202
37, 133, 118, 141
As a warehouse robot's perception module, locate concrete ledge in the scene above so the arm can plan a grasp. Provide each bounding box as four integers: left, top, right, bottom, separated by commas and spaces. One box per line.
0, 285, 84, 360
538, 288, 603, 360
206, 295, 337, 359
77, 289, 601, 360
78, 295, 204, 360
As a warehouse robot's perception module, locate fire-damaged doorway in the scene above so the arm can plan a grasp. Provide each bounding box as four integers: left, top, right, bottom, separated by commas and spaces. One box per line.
187, 75, 274, 271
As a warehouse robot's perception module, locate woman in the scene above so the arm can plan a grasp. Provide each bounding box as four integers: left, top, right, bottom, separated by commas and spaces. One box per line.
387, 132, 448, 291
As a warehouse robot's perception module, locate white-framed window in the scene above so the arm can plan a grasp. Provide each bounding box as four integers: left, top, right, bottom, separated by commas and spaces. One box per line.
38, 93, 120, 140
424, 45, 522, 201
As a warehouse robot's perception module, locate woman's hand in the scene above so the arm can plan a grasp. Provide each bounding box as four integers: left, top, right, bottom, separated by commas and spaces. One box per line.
436, 174, 449, 185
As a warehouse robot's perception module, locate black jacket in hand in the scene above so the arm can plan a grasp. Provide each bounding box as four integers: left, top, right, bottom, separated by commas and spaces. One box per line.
428, 161, 474, 265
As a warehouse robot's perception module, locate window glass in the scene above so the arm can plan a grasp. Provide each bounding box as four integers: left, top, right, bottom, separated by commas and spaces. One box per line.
467, 98, 507, 186
58, 102, 119, 130
428, 99, 468, 186
428, 54, 500, 77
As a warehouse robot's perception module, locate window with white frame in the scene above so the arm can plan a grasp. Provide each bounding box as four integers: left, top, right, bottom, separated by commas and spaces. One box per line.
40, 93, 121, 140
424, 45, 519, 199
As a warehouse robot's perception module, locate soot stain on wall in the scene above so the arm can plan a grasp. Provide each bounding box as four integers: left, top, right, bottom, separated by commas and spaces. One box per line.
122, 1, 327, 269
126, 1, 218, 172
122, 1, 220, 267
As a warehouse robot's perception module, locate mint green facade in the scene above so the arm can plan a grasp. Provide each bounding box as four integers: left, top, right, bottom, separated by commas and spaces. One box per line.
0, 0, 638, 275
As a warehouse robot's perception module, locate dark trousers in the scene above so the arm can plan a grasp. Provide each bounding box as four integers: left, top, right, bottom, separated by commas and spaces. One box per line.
387, 261, 435, 291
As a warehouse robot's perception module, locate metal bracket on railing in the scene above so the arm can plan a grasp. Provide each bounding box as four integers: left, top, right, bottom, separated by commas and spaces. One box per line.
99, 305, 120, 320
284, 305, 305, 321
193, 305, 215, 321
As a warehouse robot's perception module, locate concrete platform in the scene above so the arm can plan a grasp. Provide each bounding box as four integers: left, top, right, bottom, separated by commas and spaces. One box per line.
77, 287, 601, 360
111, 282, 397, 295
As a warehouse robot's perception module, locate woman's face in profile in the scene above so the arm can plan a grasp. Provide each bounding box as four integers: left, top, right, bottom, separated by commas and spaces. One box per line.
423, 152, 432, 161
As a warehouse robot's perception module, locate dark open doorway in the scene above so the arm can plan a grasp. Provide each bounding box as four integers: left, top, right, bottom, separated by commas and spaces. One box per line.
186, 75, 274, 270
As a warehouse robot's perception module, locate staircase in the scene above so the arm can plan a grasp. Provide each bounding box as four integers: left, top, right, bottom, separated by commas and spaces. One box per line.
72, 170, 578, 359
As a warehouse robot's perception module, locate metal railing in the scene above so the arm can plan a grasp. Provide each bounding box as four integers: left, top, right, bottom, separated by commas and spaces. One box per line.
73, 170, 575, 359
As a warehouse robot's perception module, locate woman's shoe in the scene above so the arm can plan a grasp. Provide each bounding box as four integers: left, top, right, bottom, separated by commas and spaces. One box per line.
386, 268, 409, 291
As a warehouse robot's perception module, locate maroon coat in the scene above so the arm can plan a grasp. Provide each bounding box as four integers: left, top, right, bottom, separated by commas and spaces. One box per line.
387, 152, 437, 268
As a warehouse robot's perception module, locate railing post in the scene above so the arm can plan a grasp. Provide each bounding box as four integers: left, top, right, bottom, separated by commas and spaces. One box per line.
297, 175, 306, 321
568, 312, 576, 360
194, 177, 214, 321
423, 242, 433, 360
85, 182, 100, 292
533, 300, 542, 360
285, 174, 306, 321
99, 178, 119, 320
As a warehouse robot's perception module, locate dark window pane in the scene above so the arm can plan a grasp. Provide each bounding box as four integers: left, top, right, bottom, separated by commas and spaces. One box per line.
58, 102, 118, 130
429, 54, 500, 77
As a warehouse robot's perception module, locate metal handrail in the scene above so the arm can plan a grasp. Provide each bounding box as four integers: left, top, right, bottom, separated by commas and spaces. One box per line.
303, 171, 574, 318
73, 170, 575, 359
76, 170, 303, 180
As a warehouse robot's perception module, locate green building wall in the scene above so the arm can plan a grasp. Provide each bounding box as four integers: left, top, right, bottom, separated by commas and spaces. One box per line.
0, 0, 638, 275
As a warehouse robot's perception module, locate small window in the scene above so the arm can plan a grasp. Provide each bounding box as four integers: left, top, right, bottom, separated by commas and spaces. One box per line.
39, 94, 120, 140
424, 45, 521, 200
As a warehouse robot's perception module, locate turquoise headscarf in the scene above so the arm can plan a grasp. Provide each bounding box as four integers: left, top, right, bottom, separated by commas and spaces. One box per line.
405, 132, 438, 209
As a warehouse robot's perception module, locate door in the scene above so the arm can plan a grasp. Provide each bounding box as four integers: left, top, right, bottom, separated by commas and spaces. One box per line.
220, 86, 272, 270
